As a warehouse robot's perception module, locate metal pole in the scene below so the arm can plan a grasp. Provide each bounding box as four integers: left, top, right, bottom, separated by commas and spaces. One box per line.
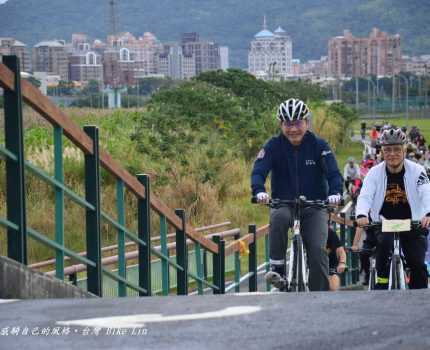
425, 75, 429, 112
54, 126, 64, 280
248, 224, 257, 292
3, 55, 27, 264
355, 77, 359, 111
137, 174, 152, 296
367, 79, 371, 117
392, 75, 396, 113
376, 77, 379, 99
406, 79, 409, 125
84, 125, 102, 296
116, 179, 126, 297
367, 77, 377, 121
175, 209, 188, 295
399, 75, 409, 126
418, 76, 422, 118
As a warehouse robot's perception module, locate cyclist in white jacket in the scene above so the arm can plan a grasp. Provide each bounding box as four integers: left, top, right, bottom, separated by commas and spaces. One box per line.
356, 127, 430, 289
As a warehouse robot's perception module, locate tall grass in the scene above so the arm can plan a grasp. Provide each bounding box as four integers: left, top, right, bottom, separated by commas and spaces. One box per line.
0, 104, 350, 263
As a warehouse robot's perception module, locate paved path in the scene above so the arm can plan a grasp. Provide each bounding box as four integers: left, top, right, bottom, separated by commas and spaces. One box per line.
1, 290, 430, 350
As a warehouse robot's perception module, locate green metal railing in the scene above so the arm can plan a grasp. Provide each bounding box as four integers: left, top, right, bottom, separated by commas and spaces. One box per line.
0, 55, 360, 298
0, 55, 225, 297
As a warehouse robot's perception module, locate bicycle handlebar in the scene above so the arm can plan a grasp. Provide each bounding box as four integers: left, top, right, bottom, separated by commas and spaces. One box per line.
345, 247, 376, 254
251, 196, 343, 209
362, 221, 422, 229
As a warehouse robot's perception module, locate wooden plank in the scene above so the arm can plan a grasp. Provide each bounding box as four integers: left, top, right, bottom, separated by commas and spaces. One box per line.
149, 195, 218, 252
256, 224, 270, 240
0, 62, 219, 254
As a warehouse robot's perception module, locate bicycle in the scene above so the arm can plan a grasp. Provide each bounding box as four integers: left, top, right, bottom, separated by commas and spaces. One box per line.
362, 219, 424, 290
252, 196, 338, 292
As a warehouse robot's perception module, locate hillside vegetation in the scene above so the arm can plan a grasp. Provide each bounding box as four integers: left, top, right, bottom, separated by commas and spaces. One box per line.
0, 0, 429, 67
0, 70, 357, 262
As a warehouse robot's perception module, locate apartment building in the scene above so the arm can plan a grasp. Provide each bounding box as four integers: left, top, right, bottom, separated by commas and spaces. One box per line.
328, 28, 401, 78
248, 18, 293, 80
0, 37, 31, 72
181, 32, 221, 75
33, 40, 69, 80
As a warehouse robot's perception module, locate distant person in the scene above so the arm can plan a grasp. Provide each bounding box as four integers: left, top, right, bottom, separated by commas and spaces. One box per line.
409, 126, 420, 143
351, 224, 377, 285
343, 157, 361, 193
326, 227, 347, 291
369, 126, 379, 150
360, 122, 366, 141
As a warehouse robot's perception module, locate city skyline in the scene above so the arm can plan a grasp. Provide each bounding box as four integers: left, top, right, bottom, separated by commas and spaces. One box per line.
1, 0, 428, 68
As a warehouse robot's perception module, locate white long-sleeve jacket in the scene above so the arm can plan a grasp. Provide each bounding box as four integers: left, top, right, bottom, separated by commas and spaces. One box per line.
356, 159, 430, 222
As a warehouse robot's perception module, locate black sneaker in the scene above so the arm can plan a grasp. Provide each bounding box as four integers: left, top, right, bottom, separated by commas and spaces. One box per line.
374, 283, 388, 290
265, 265, 287, 291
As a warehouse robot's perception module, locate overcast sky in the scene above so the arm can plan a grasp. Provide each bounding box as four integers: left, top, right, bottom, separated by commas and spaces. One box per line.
0, 0, 8, 4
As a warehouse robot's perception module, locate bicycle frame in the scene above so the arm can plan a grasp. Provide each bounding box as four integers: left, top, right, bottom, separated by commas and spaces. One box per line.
389, 232, 406, 290
287, 219, 309, 292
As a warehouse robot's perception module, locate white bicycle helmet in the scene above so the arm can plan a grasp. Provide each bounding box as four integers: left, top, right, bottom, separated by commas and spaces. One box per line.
379, 127, 407, 146
277, 98, 310, 122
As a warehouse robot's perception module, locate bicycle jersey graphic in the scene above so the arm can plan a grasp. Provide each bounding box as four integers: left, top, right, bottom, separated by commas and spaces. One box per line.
417, 171, 430, 186
384, 184, 408, 205
256, 149, 265, 160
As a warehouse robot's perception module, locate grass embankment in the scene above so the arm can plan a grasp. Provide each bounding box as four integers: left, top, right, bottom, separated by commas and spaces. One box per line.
0, 70, 358, 269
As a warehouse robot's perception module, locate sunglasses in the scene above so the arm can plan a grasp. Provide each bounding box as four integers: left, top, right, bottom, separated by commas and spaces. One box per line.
382, 146, 404, 154
282, 120, 305, 128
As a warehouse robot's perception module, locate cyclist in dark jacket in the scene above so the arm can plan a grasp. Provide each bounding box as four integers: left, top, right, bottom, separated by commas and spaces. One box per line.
251, 98, 343, 291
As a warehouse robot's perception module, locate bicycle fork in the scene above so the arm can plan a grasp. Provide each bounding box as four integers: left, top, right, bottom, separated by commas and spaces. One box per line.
287, 220, 308, 292
389, 234, 406, 290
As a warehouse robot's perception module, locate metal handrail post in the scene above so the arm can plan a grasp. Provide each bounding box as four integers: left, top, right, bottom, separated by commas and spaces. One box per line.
3, 55, 27, 265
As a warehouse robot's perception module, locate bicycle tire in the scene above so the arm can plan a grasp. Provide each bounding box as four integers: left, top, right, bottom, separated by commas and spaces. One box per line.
290, 238, 299, 292
297, 235, 306, 292
369, 267, 376, 291
390, 256, 399, 290
397, 258, 407, 290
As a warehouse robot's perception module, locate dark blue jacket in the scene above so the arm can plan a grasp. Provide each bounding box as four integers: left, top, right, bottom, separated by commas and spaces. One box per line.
251, 131, 343, 200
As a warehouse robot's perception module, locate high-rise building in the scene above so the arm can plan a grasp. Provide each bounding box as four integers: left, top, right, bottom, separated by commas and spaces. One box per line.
401, 55, 430, 76
328, 28, 401, 78
220, 46, 229, 70
248, 18, 293, 80
181, 32, 221, 75
71, 33, 89, 50
33, 40, 69, 80
301, 56, 329, 78
291, 59, 301, 76
158, 43, 196, 80
69, 51, 103, 84
0, 37, 31, 72
103, 32, 163, 86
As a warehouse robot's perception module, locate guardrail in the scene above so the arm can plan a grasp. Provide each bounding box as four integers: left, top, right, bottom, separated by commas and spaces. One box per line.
0, 55, 220, 297
0, 55, 360, 297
